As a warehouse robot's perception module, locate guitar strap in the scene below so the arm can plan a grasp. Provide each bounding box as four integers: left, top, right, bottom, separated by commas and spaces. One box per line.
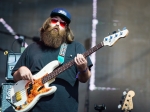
57, 43, 68, 64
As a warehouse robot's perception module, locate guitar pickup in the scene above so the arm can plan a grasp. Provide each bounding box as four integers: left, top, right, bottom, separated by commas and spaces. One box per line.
15, 91, 22, 101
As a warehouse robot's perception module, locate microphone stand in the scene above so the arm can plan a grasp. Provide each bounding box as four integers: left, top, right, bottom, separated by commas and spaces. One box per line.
0, 30, 40, 54
0, 30, 40, 42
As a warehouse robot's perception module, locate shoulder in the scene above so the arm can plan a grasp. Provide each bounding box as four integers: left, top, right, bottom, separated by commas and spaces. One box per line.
69, 41, 84, 48
25, 41, 46, 51
27, 41, 43, 48
22, 41, 45, 55
67, 41, 86, 54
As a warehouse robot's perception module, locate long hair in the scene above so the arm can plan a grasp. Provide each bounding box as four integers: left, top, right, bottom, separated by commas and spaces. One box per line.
40, 17, 74, 44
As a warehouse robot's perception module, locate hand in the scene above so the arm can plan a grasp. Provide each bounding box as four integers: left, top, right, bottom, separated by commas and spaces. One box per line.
14, 66, 34, 83
74, 54, 87, 72
74, 54, 91, 83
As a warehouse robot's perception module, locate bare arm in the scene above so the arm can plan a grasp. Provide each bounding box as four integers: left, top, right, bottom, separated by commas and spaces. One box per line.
74, 54, 91, 83
13, 66, 34, 83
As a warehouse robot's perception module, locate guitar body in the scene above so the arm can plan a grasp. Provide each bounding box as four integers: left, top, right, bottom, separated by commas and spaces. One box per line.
9, 60, 60, 112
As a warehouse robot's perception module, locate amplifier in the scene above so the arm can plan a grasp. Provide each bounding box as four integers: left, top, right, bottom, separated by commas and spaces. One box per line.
1, 83, 15, 112
6, 53, 21, 82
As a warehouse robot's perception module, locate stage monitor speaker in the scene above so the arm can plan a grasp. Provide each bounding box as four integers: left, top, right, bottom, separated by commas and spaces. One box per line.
1, 83, 15, 112
6, 53, 21, 82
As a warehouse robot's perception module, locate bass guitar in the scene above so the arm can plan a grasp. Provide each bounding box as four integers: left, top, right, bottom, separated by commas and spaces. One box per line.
7, 27, 129, 112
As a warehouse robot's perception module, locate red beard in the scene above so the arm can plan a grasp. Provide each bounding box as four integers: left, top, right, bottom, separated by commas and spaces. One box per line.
41, 26, 66, 48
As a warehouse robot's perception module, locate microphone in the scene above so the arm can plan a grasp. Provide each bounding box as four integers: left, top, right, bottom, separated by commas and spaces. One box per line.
19, 35, 25, 53
94, 104, 106, 111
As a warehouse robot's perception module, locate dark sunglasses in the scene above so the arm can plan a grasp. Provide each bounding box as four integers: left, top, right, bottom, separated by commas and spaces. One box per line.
51, 18, 67, 28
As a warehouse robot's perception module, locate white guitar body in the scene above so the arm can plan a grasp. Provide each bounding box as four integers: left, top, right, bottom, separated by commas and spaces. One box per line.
9, 60, 60, 112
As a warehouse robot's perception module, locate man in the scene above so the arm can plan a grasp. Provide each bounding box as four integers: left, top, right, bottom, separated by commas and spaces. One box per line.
12, 8, 93, 112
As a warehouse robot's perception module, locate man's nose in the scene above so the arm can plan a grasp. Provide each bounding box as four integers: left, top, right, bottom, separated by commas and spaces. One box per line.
56, 21, 60, 26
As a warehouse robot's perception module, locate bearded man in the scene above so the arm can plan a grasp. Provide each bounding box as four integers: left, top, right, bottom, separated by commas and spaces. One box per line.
12, 8, 93, 112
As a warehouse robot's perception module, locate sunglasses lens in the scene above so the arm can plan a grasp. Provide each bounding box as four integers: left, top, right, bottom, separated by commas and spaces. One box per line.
51, 18, 58, 24
60, 21, 66, 28
51, 18, 67, 28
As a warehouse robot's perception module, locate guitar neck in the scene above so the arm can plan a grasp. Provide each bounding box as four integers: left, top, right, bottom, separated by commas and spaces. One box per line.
83, 42, 104, 57
42, 42, 104, 83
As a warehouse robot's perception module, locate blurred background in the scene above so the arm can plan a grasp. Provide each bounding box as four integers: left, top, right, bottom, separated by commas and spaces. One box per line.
0, 0, 150, 112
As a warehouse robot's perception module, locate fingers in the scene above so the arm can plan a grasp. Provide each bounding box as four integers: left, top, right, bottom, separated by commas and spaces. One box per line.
74, 54, 87, 65
26, 72, 34, 84
74, 54, 88, 71
19, 66, 34, 84
29, 73, 34, 84
22, 73, 34, 84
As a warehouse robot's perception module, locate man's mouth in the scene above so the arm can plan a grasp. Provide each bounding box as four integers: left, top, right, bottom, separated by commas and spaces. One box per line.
53, 28, 59, 31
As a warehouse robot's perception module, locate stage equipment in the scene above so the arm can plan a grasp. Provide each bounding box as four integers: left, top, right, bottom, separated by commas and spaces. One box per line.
6, 53, 21, 82
94, 104, 106, 112
1, 83, 15, 112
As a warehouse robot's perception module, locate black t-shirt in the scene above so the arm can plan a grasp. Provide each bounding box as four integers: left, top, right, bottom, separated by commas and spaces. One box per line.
12, 41, 93, 112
